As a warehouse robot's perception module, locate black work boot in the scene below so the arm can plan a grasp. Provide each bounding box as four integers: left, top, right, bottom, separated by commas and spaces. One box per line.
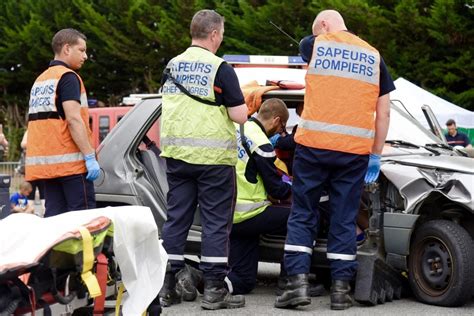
330, 280, 353, 310
201, 279, 245, 310
176, 264, 203, 301
274, 274, 311, 308
276, 275, 325, 297
158, 270, 182, 307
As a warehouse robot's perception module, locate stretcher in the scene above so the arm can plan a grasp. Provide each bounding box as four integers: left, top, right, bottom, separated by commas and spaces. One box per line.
0, 216, 113, 315
0, 206, 168, 315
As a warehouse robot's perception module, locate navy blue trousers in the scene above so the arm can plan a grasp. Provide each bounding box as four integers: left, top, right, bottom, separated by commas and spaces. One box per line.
284, 145, 368, 281
44, 173, 96, 217
27, 179, 45, 200
227, 204, 290, 294
161, 158, 236, 281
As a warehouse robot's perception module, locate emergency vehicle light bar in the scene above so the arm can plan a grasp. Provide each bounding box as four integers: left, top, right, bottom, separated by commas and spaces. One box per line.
122, 93, 161, 106
223, 55, 306, 66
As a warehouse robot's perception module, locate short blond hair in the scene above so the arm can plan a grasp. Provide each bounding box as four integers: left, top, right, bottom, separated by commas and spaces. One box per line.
19, 181, 32, 191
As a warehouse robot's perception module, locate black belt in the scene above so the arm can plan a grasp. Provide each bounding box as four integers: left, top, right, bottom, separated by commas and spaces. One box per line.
28, 111, 62, 121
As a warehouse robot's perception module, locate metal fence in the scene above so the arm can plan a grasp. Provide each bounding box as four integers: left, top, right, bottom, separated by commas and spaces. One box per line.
0, 161, 23, 193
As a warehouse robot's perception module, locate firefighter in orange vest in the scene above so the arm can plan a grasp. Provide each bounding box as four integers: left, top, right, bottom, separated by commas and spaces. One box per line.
275, 10, 394, 310
26, 28, 100, 217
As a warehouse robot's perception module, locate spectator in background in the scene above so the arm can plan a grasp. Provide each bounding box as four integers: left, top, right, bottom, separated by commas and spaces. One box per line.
445, 119, 472, 148
10, 181, 35, 214
0, 124, 9, 162
20, 130, 46, 217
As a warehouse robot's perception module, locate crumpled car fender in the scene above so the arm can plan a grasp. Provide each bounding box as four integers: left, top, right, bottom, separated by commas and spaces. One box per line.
381, 163, 473, 214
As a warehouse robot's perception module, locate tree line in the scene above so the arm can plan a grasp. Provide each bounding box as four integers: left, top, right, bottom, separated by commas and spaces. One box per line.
0, 0, 473, 160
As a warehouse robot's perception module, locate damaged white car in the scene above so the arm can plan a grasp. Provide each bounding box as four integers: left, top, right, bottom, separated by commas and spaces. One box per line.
94, 57, 474, 307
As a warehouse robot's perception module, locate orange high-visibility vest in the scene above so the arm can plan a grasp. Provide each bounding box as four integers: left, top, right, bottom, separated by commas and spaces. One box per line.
295, 31, 380, 155
25, 65, 91, 181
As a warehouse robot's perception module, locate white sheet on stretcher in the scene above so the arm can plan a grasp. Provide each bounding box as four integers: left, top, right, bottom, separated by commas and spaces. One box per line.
0, 206, 168, 316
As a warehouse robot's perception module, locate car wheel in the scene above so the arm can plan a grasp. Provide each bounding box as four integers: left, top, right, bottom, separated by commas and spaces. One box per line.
408, 220, 474, 306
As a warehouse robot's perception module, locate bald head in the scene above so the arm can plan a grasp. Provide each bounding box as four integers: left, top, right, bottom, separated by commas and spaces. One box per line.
312, 10, 347, 35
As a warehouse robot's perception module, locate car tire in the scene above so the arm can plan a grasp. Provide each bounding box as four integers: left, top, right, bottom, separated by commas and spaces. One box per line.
408, 219, 474, 307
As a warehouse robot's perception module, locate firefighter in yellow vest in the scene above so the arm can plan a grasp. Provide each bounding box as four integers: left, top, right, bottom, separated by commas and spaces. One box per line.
26, 29, 99, 217
157, 10, 248, 310
276, 10, 395, 310
224, 98, 325, 298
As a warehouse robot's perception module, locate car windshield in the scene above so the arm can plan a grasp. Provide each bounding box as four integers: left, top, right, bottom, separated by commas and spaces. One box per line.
388, 101, 442, 146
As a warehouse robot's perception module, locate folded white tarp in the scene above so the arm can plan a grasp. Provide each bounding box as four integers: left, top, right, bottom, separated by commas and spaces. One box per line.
0, 206, 168, 315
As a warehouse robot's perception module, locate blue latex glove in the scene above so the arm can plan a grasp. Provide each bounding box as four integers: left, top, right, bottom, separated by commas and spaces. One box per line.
269, 134, 281, 147
364, 153, 381, 183
84, 153, 100, 181
282, 174, 292, 186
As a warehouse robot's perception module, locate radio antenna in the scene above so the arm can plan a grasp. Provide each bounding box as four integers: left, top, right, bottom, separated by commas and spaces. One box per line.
269, 20, 299, 45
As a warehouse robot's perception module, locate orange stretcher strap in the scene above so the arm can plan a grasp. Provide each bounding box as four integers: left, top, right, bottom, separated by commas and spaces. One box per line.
93, 253, 108, 315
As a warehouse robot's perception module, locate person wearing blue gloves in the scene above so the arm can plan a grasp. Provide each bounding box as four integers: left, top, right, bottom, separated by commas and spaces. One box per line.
276, 10, 394, 310
25, 28, 99, 217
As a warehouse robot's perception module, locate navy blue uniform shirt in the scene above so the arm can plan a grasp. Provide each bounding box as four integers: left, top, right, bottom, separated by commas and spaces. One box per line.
214, 62, 245, 107
445, 132, 471, 147
49, 60, 82, 119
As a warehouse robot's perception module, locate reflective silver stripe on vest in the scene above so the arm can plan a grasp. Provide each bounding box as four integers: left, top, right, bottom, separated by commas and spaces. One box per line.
168, 254, 185, 261
201, 256, 228, 263
161, 137, 236, 150
80, 92, 88, 107
25, 152, 84, 166
327, 253, 356, 261
320, 195, 329, 202
284, 244, 313, 255
235, 201, 271, 213
300, 119, 374, 139
254, 147, 276, 158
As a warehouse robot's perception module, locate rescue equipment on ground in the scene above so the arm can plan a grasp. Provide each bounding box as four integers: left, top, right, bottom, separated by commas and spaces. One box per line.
0, 206, 167, 315
0, 216, 113, 315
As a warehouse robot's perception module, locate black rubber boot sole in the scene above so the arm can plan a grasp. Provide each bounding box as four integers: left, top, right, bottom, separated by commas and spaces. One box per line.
330, 302, 352, 310
201, 299, 245, 310
274, 296, 311, 309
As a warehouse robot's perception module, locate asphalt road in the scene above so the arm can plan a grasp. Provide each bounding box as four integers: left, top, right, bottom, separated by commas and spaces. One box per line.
161, 262, 474, 316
